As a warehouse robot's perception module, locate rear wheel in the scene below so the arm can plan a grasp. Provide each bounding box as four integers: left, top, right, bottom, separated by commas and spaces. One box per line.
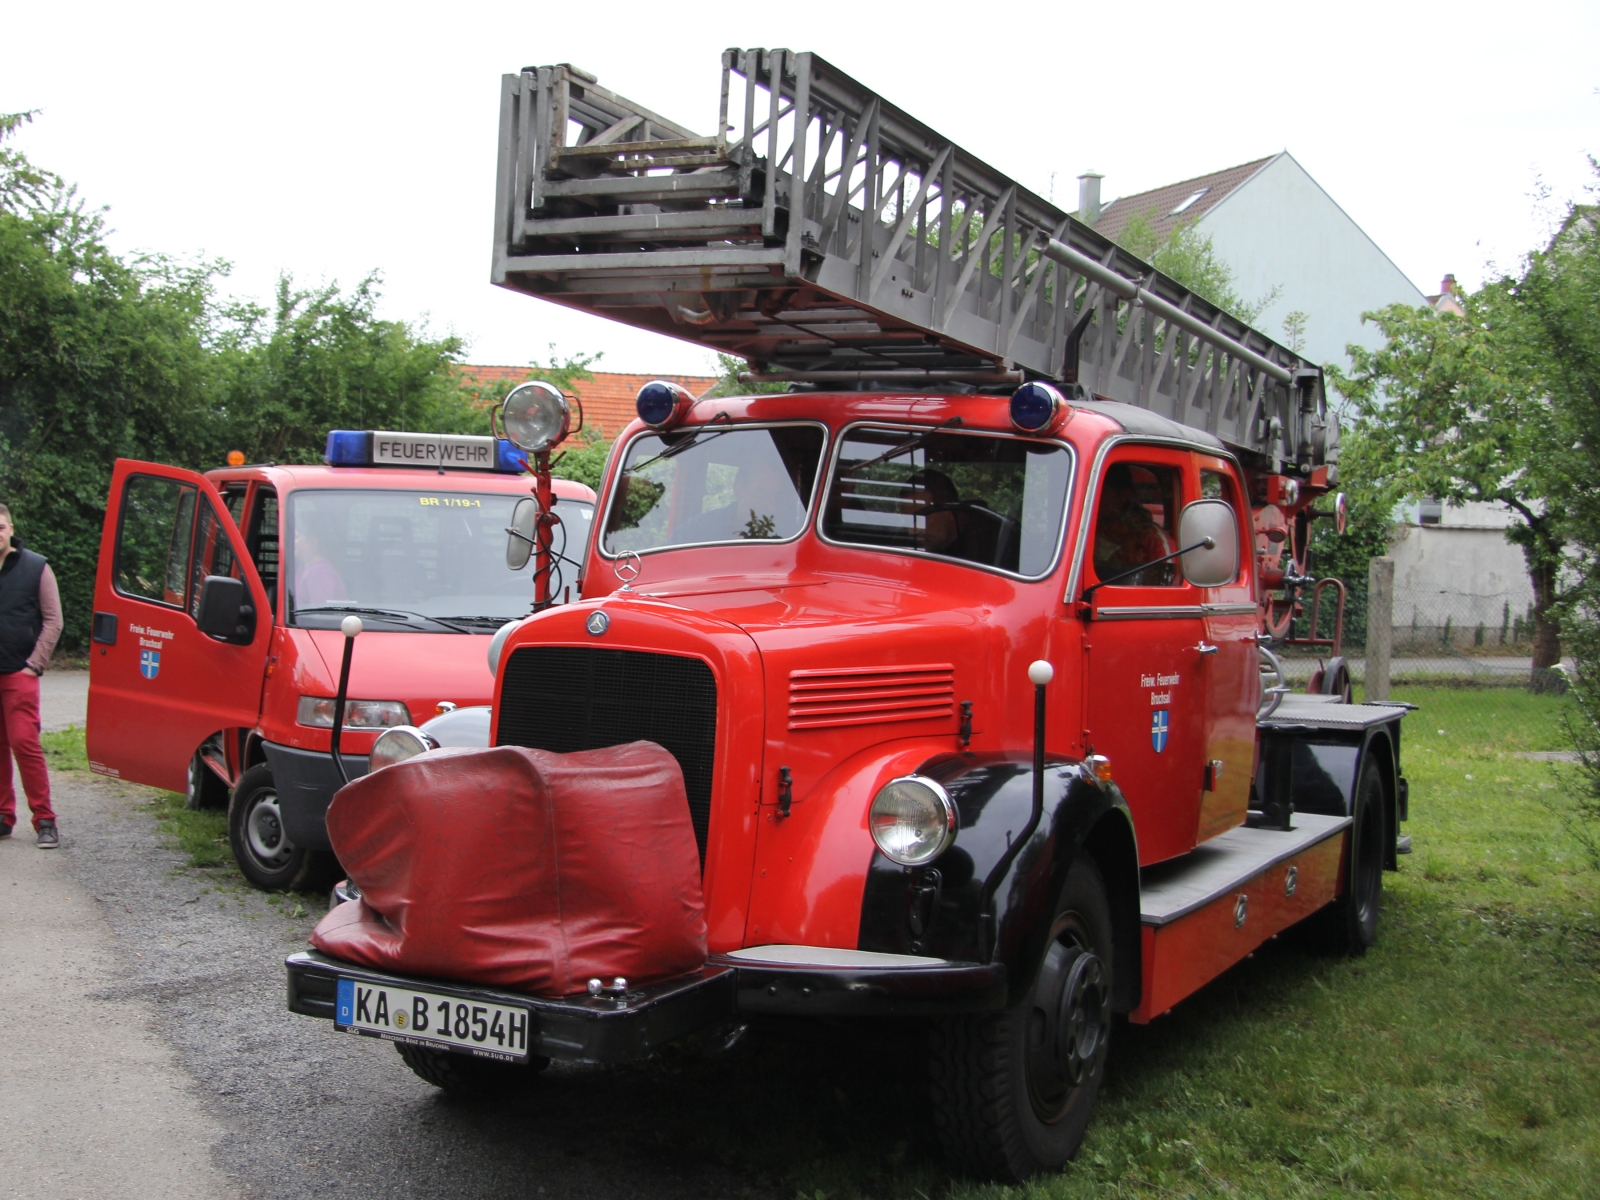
395, 1042, 550, 1097
185, 747, 230, 811
1313, 755, 1386, 955
227, 764, 339, 892
930, 854, 1113, 1181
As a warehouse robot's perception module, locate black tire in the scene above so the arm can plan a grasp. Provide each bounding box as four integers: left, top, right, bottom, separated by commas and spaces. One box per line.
1312, 755, 1386, 955
395, 1042, 550, 1097
185, 749, 230, 811
227, 764, 340, 892
930, 854, 1114, 1181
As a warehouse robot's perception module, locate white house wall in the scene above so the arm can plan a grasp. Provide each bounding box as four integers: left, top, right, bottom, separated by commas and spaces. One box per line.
1195, 153, 1426, 374
1387, 523, 1534, 650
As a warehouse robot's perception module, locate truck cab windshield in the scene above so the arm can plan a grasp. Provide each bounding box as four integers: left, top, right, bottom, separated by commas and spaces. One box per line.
821, 426, 1072, 577
602, 424, 826, 556
287, 489, 594, 631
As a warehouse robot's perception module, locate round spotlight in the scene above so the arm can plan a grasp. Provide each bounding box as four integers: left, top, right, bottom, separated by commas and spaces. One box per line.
368, 725, 440, 772
869, 775, 958, 867
636, 380, 693, 429
501, 381, 571, 453
1009, 381, 1071, 434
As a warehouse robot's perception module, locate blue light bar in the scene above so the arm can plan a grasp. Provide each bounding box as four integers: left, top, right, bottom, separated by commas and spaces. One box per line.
496, 439, 529, 473
324, 430, 372, 466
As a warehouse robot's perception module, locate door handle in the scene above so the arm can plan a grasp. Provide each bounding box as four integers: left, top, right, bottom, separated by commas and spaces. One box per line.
1195, 641, 1219, 655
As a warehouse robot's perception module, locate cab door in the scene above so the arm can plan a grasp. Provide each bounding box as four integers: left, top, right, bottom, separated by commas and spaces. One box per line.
1077, 446, 1209, 866
87, 460, 272, 792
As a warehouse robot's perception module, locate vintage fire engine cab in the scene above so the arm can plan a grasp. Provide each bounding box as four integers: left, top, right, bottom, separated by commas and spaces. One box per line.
85, 433, 595, 890
284, 52, 1409, 1180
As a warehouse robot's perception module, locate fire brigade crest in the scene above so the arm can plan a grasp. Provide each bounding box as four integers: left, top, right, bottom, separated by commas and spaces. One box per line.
1150, 709, 1169, 753
139, 649, 161, 680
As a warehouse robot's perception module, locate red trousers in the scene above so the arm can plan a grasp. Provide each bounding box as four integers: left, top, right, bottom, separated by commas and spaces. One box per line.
0, 670, 54, 830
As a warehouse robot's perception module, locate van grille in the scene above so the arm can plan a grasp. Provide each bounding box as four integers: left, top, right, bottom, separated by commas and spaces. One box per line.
496, 646, 717, 859
787, 664, 955, 730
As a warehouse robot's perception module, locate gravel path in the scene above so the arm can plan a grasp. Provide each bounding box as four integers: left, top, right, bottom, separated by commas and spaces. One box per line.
23, 780, 800, 1200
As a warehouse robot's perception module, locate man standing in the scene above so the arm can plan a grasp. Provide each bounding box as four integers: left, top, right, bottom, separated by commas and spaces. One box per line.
0, 504, 62, 847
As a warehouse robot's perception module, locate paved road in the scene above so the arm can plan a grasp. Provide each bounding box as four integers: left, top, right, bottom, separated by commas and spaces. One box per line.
40, 667, 88, 733
6, 771, 933, 1199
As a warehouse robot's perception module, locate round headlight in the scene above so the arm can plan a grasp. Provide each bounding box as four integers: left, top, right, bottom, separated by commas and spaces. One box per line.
501, 381, 571, 453
368, 726, 439, 772
869, 775, 958, 867
487, 619, 522, 676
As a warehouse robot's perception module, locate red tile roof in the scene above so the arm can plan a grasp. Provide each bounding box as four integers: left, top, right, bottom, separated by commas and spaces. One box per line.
1092, 156, 1275, 245
458, 366, 720, 442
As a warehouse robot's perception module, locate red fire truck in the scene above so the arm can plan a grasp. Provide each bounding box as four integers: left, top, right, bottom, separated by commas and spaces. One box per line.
284, 52, 1410, 1180
85, 433, 594, 890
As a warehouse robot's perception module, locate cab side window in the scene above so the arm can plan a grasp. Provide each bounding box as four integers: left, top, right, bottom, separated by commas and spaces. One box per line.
1091, 462, 1182, 587
115, 476, 198, 607
188, 501, 242, 623
245, 487, 280, 615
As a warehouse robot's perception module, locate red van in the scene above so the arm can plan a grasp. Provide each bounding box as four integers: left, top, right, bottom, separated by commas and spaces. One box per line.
85, 430, 595, 890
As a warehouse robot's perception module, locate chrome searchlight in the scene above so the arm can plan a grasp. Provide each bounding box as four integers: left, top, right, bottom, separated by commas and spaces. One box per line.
368, 725, 441, 772
500, 381, 571, 453
869, 775, 958, 867
636, 380, 694, 429
1009, 381, 1072, 434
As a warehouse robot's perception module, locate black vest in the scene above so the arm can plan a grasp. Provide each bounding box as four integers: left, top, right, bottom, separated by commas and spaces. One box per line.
0, 542, 47, 674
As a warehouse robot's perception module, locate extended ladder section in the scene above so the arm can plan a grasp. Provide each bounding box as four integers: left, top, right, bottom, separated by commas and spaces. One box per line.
493, 49, 1336, 473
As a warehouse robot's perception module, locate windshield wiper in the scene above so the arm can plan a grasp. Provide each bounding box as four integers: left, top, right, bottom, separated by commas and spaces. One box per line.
839, 417, 964, 477
293, 605, 458, 631
431, 615, 523, 630
626, 412, 733, 474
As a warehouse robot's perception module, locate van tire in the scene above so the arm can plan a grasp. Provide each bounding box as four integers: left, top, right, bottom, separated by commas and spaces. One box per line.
185, 749, 230, 811
227, 764, 339, 892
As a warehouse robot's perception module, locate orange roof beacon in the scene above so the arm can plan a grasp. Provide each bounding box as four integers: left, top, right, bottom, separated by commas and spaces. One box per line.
280, 52, 1411, 1183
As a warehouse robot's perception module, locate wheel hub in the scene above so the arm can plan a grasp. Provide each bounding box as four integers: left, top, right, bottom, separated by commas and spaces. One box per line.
1026, 921, 1111, 1122
245, 792, 294, 867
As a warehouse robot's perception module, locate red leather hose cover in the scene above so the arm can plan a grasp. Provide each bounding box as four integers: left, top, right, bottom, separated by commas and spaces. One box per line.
310, 742, 707, 996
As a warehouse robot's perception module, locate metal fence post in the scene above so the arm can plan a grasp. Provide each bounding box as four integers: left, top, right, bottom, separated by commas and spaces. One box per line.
1367, 557, 1394, 701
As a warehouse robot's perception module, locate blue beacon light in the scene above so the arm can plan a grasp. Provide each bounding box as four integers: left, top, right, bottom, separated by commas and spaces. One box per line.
636, 380, 693, 429
324, 430, 372, 466
1009, 382, 1071, 433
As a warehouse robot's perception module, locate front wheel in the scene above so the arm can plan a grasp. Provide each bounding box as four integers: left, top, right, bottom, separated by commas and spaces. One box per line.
930, 854, 1114, 1181
395, 1043, 550, 1097
227, 764, 339, 892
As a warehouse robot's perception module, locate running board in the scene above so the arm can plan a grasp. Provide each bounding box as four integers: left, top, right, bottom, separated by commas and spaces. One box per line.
1130, 813, 1350, 1023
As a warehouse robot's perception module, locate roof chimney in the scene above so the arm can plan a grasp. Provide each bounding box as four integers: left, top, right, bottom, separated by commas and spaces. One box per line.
1441, 273, 1458, 294
1077, 172, 1103, 224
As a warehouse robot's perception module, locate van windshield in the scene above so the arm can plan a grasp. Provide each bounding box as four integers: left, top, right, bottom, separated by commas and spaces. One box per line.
286, 489, 594, 632
601, 423, 827, 556
821, 426, 1072, 577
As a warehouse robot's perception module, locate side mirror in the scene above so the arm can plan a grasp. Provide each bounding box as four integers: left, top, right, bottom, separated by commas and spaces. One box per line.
196, 575, 255, 644
1178, 500, 1240, 588
506, 497, 539, 570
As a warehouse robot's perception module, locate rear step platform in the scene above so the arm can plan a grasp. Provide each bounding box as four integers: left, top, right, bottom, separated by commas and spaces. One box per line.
1131, 813, 1350, 1022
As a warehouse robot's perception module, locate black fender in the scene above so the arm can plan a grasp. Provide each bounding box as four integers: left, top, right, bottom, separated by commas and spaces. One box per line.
1256, 718, 1405, 868
857, 752, 1142, 1012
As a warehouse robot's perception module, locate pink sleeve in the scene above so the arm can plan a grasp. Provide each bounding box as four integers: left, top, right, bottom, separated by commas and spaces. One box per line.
28, 565, 63, 673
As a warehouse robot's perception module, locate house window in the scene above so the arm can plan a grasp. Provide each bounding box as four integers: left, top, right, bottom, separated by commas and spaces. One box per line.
1419, 498, 1443, 526
1170, 187, 1210, 216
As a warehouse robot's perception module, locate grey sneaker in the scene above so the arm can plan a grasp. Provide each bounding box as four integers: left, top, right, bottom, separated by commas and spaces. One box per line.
36, 820, 58, 849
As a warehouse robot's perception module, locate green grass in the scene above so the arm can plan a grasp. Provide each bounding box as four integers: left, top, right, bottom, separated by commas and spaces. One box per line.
42, 724, 231, 869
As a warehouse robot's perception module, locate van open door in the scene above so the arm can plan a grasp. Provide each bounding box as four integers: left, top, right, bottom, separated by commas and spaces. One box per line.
87, 460, 272, 794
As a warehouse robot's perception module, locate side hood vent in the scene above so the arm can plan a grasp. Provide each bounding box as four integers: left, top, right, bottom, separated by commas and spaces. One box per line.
787, 664, 955, 731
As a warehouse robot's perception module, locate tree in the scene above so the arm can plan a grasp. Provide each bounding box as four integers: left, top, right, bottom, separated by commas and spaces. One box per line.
1331, 182, 1598, 682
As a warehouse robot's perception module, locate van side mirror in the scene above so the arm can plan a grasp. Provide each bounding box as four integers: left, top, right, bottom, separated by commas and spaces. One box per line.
196, 575, 255, 644
1178, 500, 1240, 587
506, 497, 539, 570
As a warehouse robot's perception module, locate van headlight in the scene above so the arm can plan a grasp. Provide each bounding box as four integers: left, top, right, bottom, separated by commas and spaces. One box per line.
369, 726, 440, 772
869, 775, 957, 867
296, 697, 410, 729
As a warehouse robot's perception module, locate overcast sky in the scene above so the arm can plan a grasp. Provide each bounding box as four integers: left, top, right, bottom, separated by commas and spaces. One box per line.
4, 1, 1595, 378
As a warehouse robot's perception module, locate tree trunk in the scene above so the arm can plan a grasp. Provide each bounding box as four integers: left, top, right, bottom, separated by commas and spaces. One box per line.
1528, 555, 1563, 679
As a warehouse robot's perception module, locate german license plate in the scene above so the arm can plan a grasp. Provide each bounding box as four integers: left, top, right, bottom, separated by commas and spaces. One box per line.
335, 978, 531, 1062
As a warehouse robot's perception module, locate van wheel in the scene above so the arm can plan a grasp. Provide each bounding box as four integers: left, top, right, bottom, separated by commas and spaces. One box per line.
227, 764, 339, 892
1311, 756, 1386, 955
930, 854, 1113, 1180
185, 749, 230, 811
395, 1043, 550, 1097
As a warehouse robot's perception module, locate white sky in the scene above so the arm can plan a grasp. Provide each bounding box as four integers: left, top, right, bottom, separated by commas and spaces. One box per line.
4, 0, 1595, 377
